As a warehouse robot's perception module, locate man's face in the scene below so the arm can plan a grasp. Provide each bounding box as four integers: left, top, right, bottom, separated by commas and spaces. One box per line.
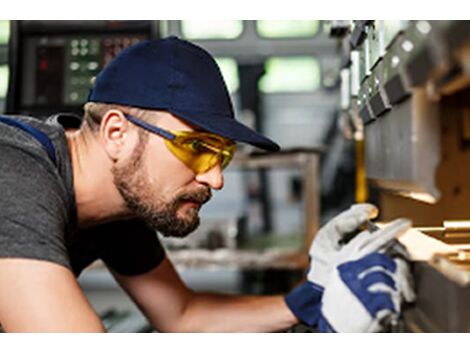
111, 112, 222, 238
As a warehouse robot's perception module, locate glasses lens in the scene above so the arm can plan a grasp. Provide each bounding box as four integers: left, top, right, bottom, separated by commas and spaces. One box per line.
164, 133, 236, 174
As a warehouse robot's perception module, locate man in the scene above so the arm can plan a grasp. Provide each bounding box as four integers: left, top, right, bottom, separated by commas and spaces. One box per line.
0, 37, 414, 332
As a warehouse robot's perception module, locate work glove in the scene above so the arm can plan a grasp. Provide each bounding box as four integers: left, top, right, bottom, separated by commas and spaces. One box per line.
308, 203, 379, 287
284, 203, 378, 326
317, 219, 416, 333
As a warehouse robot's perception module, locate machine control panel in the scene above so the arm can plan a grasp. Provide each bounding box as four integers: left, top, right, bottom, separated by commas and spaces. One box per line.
7, 20, 157, 116
23, 34, 147, 110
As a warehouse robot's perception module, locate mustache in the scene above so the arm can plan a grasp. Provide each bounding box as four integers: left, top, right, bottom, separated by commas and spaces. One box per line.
176, 187, 212, 204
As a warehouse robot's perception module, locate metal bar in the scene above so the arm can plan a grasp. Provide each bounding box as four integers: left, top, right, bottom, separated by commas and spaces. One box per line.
303, 154, 320, 252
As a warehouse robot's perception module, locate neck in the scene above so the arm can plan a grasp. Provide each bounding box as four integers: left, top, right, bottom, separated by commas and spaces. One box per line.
66, 130, 132, 228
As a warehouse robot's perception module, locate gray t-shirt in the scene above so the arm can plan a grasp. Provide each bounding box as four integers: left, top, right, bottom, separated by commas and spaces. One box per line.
0, 114, 165, 277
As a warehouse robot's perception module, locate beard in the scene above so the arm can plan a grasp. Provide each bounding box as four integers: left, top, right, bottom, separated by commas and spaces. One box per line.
111, 136, 211, 238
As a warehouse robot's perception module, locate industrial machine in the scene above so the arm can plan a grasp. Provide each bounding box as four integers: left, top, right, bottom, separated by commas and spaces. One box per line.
333, 20, 470, 332
6, 20, 159, 117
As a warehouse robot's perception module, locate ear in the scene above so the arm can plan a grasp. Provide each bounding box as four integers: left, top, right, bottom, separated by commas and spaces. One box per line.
99, 110, 136, 161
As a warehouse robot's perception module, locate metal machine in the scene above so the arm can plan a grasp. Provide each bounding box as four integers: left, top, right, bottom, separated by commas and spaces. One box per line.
334, 20, 470, 332
6, 20, 159, 117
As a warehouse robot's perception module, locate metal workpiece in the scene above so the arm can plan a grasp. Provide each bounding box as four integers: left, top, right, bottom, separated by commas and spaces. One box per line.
418, 227, 470, 244
365, 88, 441, 203
431, 251, 470, 285
393, 227, 470, 332
405, 260, 470, 332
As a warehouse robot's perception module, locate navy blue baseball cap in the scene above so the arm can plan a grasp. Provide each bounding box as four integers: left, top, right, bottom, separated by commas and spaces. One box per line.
88, 36, 280, 152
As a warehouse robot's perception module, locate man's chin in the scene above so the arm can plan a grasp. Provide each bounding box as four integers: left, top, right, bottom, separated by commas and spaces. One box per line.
156, 213, 200, 238
158, 224, 199, 238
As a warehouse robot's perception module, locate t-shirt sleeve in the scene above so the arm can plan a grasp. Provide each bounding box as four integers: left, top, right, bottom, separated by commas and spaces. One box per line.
0, 146, 71, 270
94, 220, 166, 276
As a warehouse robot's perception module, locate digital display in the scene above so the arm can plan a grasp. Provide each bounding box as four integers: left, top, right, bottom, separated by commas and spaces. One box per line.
63, 35, 145, 105
14, 31, 151, 115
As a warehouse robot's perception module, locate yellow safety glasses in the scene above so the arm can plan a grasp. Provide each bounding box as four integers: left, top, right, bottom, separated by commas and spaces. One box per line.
124, 114, 236, 174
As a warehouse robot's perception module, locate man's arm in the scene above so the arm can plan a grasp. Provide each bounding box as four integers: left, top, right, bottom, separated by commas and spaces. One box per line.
0, 258, 105, 332
112, 258, 299, 332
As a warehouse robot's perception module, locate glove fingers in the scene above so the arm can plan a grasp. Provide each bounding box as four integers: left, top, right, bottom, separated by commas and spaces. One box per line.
338, 253, 401, 318
358, 219, 411, 255
335, 204, 379, 234
361, 270, 396, 290
369, 283, 401, 313
339, 252, 397, 275
394, 258, 416, 303
335, 214, 369, 234
350, 203, 379, 218
385, 240, 411, 261
367, 291, 398, 315
376, 309, 399, 328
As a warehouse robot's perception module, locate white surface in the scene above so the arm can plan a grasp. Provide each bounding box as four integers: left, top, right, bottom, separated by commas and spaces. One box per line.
397, 228, 470, 261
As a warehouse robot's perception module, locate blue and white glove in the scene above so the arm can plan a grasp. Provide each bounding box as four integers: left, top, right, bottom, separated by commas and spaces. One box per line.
318, 219, 416, 332
308, 203, 379, 288
285, 203, 378, 326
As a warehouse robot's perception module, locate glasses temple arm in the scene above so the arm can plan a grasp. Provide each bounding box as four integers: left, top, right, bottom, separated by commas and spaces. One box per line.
124, 114, 176, 141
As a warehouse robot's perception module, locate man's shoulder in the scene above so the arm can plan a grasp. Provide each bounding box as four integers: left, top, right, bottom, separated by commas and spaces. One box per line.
0, 115, 73, 226
0, 114, 60, 162
0, 112, 81, 145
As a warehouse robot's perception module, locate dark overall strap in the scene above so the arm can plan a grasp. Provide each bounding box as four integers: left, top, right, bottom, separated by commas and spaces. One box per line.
0, 115, 57, 165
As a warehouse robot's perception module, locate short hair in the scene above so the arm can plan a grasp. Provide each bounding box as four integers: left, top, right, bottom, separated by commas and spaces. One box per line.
82, 102, 158, 132
79, 102, 162, 153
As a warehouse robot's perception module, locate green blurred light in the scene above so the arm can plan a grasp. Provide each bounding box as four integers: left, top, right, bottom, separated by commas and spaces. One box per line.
182, 21, 243, 40
0, 65, 9, 98
259, 56, 321, 93
0, 20, 10, 45
257, 21, 320, 38
215, 57, 239, 94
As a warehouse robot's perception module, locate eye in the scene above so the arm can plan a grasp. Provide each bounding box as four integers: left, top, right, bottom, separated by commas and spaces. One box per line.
189, 139, 206, 152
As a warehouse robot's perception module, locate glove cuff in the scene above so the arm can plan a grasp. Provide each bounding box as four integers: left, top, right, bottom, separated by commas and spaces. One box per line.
285, 281, 323, 327
317, 312, 337, 333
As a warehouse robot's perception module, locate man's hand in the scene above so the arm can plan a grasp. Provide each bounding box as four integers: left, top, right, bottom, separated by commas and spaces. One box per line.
284, 203, 378, 326
308, 203, 379, 287
318, 219, 415, 332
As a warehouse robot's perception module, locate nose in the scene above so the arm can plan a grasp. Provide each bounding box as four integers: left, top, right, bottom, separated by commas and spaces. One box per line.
195, 162, 224, 190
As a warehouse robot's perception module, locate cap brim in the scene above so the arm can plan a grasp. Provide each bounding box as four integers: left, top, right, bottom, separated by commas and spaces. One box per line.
170, 108, 280, 152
